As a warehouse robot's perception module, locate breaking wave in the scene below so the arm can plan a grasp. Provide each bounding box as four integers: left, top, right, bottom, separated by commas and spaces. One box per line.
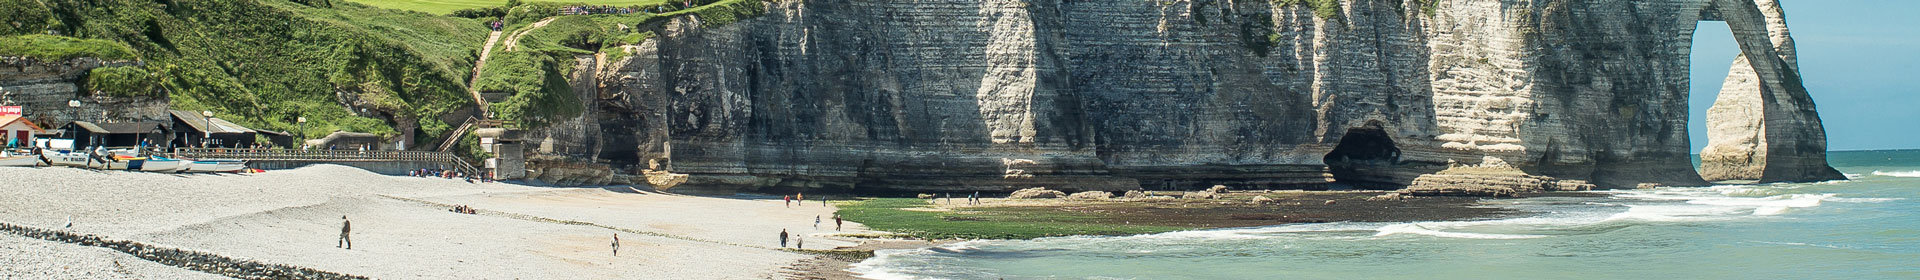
1870, 170, 1920, 178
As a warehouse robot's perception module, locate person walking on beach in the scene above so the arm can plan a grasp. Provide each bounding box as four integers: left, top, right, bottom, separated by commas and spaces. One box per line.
797, 237, 804, 249
779, 229, 789, 248
784, 195, 792, 208
814, 215, 821, 230
612, 233, 620, 256
338, 215, 352, 250
834, 215, 843, 231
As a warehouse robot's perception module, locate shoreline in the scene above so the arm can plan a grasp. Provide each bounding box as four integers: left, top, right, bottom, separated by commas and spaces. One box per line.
790, 190, 1603, 279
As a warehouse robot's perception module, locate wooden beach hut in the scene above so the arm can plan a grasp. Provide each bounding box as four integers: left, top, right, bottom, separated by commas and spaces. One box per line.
170, 110, 258, 148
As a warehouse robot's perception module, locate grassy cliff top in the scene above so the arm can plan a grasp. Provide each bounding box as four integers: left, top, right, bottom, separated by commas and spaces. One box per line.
0, 35, 137, 61
341, 0, 666, 15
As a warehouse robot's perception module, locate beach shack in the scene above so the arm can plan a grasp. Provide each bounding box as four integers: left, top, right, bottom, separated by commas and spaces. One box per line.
64, 121, 169, 149
170, 110, 258, 148
0, 115, 45, 148
256, 130, 296, 148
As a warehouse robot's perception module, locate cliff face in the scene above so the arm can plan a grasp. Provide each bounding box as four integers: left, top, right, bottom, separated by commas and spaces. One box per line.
567, 0, 1841, 192
0, 57, 167, 126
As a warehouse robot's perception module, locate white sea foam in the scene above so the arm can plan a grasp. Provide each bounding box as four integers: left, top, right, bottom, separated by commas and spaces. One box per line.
1373, 223, 1548, 239
1824, 197, 1905, 203
1844, 173, 1865, 180
849, 248, 940, 280
1871, 170, 1920, 178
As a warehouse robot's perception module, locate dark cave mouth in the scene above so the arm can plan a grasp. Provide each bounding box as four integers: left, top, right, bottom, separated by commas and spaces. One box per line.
1324, 126, 1402, 188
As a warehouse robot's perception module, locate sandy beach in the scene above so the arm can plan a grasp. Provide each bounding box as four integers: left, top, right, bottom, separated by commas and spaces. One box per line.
0, 165, 871, 279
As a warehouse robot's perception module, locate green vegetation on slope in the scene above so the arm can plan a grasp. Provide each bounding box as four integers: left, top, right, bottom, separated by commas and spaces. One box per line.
1276, 0, 1343, 20
85, 66, 164, 97
835, 198, 1193, 240
39, 0, 487, 144
343, 0, 667, 15
475, 0, 769, 127
0, 0, 53, 36
0, 35, 136, 61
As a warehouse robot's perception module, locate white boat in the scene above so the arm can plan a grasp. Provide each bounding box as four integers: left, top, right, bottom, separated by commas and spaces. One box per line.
45, 150, 93, 167
139, 156, 187, 172
184, 159, 247, 173
0, 155, 39, 167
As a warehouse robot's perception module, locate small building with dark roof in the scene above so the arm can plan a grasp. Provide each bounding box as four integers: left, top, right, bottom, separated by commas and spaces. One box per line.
170, 110, 258, 148
256, 130, 296, 148
63, 121, 169, 148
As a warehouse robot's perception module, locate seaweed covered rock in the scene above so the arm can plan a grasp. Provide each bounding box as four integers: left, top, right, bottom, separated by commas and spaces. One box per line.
1067, 191, 1113, 200
1008, 188, 1067, 199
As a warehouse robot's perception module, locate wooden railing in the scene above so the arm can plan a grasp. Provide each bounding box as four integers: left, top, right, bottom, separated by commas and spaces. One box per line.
171, 148, 479, 175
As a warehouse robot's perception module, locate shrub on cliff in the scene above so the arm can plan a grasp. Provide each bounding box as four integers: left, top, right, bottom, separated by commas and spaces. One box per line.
0, 0, 52, 36
0, 35, 135, 61
86, 66, 164, 97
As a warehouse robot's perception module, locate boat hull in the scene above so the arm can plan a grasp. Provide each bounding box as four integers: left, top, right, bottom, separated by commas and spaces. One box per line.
185, 161, 246, 173
139, 160, 185, 172
0, 156, 38, 167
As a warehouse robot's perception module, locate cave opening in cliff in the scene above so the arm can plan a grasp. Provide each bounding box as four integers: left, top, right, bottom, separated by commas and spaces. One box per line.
1324, 125, 1401, 189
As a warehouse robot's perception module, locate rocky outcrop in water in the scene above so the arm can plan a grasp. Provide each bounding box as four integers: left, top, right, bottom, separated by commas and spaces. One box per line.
547, 0, 1843, 193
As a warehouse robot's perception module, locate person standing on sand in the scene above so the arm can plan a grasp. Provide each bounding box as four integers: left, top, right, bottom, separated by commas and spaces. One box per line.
784, 195, 792, 208
834, 215, 843, 231
779, 229, 789, 248
338, 216, 352, 250
612, 233, 620, 257
814, 215, 821, 229
797, 237, 804, 249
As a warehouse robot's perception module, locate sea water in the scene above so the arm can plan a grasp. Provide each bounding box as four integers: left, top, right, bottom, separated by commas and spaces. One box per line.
852, 150, 1920, 279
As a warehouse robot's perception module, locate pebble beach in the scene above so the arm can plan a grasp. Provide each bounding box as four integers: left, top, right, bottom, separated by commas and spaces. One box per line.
0, 165, 867, 279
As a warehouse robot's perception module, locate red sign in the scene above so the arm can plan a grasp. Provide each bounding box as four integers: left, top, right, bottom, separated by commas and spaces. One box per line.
0, 106, 20, 116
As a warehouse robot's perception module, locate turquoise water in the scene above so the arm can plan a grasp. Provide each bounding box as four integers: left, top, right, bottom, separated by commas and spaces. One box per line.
853, 150, 1920, 279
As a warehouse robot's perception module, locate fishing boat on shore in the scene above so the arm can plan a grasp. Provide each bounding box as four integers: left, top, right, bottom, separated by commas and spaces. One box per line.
0, 151, 42, 167
45, 150, 93, 167
139, 155, 187, 172
184, 159, 247, 173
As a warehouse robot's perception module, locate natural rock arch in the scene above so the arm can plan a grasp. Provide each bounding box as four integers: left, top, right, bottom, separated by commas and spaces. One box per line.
1693, 0, 1846, 183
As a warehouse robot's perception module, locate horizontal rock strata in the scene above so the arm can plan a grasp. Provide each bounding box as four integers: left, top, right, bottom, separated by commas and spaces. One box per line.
547, 0, 1844, 193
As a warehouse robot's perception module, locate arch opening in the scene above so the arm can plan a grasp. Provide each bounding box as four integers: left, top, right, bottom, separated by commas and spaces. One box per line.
1323, 125, 1401, 189
1689, 20, 1742, 182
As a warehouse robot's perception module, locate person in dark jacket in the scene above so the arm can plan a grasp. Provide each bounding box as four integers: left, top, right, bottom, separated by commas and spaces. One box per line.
338, 215, 352, 250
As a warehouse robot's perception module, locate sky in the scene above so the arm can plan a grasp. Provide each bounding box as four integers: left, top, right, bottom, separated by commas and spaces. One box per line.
1689, 0, 1920, 152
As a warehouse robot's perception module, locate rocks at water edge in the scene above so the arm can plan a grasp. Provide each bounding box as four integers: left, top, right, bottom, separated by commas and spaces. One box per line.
1067, 191, 1113, 200
1008, 188, 1067, 199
